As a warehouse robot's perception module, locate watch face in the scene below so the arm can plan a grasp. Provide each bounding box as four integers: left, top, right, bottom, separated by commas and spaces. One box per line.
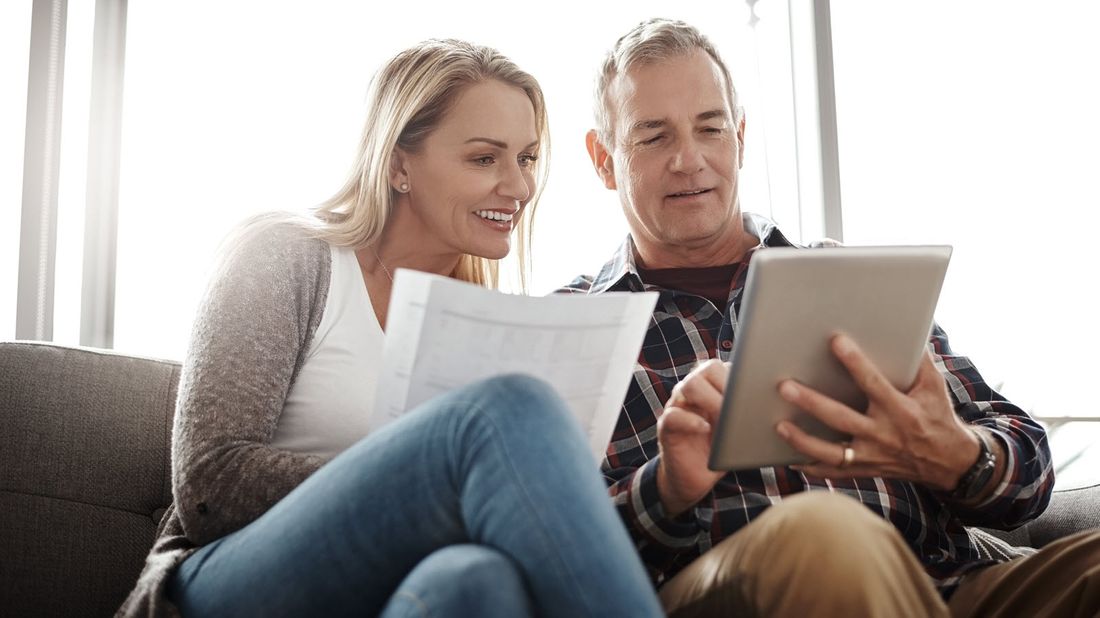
967, 457, 997, 499
955, 431, 997, 500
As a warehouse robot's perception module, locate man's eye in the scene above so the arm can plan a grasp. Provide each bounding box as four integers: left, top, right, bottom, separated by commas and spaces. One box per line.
640, 135, 664, 146
703, 127, 724, 134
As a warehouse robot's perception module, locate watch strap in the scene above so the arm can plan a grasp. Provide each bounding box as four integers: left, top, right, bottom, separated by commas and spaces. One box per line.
951, 428, 997, 501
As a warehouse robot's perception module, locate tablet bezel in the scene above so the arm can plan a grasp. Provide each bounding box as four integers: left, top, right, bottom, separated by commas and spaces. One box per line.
708, 245, 952, 471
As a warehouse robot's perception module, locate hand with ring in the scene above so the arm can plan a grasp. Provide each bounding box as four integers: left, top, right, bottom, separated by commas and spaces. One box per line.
774, 334, 983, 491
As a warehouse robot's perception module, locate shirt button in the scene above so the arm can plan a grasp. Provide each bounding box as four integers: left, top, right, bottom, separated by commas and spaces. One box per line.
721, 340, 733, 350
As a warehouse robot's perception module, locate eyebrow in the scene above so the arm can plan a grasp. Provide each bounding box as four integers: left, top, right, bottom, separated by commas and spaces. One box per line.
628, 109, 730, 134
697, 109, 730, 123
629, 119, 666, 134
464, 137, 540, 150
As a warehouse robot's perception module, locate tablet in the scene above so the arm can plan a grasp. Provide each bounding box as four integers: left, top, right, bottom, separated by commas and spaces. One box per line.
708, 245, 952, 471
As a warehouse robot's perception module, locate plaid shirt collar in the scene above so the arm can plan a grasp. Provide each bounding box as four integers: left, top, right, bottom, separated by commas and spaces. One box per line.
583, 212, 797, 295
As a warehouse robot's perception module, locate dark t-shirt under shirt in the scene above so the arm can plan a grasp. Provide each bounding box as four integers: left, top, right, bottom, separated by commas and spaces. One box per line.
636, 261, 744, 308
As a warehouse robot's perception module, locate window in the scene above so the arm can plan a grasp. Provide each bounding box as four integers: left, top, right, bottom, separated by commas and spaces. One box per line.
53, 0, 95, 346
114, 1, 796, 360
831, 2, 1100, 487
1, 1, 34, 341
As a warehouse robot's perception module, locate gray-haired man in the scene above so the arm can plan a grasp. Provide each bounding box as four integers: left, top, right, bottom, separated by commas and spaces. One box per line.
562, 17, 1100, 617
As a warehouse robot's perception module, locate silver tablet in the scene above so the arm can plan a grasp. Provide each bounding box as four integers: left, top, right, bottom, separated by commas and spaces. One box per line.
708, 245, 952, 471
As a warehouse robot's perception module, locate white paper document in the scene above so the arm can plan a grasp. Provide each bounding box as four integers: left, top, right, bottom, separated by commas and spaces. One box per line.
372, 269, 658, 461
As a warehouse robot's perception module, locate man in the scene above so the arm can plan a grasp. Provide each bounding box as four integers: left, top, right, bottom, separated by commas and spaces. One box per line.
562, 17, 1100, 617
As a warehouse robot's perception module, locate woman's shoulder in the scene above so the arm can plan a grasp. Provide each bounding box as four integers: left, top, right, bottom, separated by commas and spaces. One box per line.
218, 211, 331, 275
228, 211, 328, 251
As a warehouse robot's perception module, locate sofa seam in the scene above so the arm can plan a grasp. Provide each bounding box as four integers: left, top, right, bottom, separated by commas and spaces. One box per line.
0, 488, 167, 519
1052, 483, 1100, 495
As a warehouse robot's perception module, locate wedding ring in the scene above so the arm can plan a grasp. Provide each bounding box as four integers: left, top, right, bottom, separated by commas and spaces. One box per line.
840, 442, 858, 466
841, 444, 855, 468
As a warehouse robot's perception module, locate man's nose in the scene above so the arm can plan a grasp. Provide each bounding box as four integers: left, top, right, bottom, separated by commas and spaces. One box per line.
670, 139, 706, 174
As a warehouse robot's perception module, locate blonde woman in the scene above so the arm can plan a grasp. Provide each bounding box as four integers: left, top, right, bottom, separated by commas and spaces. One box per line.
117, 40, 662, 618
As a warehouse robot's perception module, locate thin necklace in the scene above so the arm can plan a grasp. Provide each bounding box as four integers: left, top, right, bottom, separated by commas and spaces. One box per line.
370, 246, 393, 283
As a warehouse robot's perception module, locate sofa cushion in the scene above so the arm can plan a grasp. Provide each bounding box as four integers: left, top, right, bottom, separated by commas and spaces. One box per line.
1026, 483, 1100, 547
0, 492, 158, 616
0, 341, 180, 617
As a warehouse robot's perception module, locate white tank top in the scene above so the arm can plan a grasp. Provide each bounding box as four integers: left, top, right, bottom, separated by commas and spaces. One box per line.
270, 244, 383, 459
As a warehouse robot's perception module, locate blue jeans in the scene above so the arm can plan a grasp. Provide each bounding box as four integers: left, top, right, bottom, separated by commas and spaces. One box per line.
167, 374, 662, 617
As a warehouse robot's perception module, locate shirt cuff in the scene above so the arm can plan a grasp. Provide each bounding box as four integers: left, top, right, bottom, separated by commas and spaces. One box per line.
626, 457, 706, 549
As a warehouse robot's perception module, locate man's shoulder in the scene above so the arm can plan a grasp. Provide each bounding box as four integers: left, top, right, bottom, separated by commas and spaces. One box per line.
554, 274, 597, 295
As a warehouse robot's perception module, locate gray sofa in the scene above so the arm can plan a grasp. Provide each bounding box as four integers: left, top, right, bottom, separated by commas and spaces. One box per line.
2, 341, 1098, 616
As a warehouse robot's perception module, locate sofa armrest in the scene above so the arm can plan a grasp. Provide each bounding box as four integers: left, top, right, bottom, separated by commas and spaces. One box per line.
1023, 483, 1100, 547
978, 483, 1100, 549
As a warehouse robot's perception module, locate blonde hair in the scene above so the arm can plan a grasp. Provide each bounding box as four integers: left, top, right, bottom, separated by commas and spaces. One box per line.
595, 18, 740, 148
313, 39, 550, 291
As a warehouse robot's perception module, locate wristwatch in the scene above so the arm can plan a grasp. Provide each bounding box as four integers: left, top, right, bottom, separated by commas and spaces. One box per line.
951, 428, 998, 501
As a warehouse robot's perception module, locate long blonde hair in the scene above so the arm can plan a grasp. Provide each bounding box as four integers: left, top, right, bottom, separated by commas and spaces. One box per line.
313, 39, 549, 291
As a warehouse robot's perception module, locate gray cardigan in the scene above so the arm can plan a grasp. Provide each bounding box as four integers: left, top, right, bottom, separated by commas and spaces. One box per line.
118, 220, 332, 617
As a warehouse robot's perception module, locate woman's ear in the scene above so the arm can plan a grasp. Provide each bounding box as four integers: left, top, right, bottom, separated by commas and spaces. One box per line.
389, 148, 411, 193
586, 130, 617, 190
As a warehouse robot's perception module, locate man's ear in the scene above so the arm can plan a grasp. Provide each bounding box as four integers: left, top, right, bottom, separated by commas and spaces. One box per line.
585, 130, 617, 190
736, 113, 747, 169
389, 148, 410, 192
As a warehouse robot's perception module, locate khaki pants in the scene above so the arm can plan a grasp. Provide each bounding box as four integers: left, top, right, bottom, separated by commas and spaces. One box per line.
659, 492, 1100, 617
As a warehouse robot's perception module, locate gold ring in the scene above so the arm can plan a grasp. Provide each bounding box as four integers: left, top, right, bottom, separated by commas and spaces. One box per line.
841, 445, 855, 468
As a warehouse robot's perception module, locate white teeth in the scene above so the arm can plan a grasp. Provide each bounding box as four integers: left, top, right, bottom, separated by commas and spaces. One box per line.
475, 210, 514, 222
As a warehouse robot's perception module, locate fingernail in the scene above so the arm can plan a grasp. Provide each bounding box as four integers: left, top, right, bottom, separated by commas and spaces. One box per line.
834, 335, 853, 354
779, 381, 799, 400
776, 422, 790, 439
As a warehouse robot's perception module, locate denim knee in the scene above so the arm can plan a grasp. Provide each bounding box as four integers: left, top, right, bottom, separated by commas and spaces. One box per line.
459, 373, 576, 431
379, 544, 533, 618
479, 373, 563, 409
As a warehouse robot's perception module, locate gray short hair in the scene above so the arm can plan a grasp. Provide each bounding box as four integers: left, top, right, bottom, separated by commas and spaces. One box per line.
594, 18, 739, 147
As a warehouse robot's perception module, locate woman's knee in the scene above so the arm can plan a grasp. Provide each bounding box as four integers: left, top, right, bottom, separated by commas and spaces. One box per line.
455, 373, 579, 436
475, 374, 566, 414
380, 545, 532, 618
430, 544, 525, 589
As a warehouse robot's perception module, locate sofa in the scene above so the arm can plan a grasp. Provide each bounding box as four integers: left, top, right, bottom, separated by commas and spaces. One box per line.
2, 340, 1099, 616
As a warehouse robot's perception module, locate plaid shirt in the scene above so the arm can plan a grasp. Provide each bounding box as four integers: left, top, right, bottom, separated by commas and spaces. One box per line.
558, 212, 1054, 597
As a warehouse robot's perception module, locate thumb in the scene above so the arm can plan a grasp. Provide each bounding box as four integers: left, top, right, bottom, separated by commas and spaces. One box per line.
911, 349, 945, 392
658, 407, 712, 438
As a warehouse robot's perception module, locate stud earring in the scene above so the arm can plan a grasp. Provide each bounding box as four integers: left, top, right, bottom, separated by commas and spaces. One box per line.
399, 183, 409, 193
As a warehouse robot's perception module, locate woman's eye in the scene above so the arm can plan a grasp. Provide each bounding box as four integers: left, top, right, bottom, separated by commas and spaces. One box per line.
473, 156, 495, 166
519, 153, 539, 167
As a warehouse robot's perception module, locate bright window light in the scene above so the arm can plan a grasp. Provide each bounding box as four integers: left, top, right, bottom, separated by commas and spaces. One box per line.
832, 2, 1100, 487
52, 0, 96, 347
1, 1, 34, 341
114, 1, 794, 360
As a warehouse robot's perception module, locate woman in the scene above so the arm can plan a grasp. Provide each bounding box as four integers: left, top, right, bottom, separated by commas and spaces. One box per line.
117, 40, 662, 617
